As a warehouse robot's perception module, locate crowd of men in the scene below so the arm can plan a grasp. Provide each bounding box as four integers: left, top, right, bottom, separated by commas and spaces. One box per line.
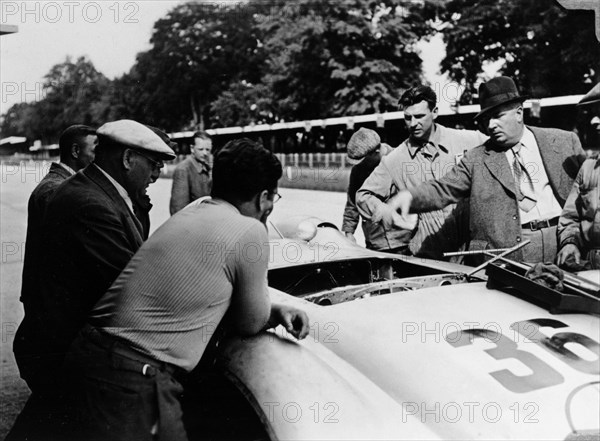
7, 76, 600, 440
345, 77, 600, 269
8, 122, 308, 441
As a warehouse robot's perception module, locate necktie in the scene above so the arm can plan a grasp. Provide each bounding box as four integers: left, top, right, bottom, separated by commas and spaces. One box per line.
512, 144, 537, 212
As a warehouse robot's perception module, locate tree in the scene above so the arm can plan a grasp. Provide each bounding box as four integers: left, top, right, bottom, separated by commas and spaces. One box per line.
439, 0, 600, 103
1, 56, 109, 143
118, 1, 270, 131
255, 0, 436, 120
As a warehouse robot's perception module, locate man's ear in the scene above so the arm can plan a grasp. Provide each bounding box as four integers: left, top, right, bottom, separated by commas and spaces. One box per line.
122, 148, 134, 170
515, 105, 524, 123
71, 143, 80, 159
257, 189, 270, 211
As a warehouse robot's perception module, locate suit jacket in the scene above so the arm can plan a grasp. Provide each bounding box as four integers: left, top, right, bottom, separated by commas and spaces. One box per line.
169, 156, 212, 214
14, 163, 145, 387
409, 126, 586, 262
20, 163, 72, 308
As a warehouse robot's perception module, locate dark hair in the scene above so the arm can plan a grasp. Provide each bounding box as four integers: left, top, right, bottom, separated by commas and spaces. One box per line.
58, 125, 96, 160
211, 138, 282, 202
398, 85, 437, 111
194, 131, 211, 140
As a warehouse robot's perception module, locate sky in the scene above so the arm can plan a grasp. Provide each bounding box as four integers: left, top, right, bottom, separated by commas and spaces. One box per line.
0, 1, 179, 115
0, 0, 452, 118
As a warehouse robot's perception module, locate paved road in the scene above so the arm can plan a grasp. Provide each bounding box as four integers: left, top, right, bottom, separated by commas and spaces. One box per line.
0, 161, 362, 437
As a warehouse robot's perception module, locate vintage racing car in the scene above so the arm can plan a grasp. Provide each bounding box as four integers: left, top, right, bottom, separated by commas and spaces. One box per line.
190, 216, 600, 441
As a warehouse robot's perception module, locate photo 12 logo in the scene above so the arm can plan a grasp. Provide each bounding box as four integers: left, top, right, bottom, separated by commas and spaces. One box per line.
1, 2, 140, 24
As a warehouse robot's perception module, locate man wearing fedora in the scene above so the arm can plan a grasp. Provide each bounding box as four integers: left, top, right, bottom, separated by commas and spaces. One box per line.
387, 76, 586, 264
557, 82, 600, 270
9, 120, 176, 440
342, 127, 394, 250
356, 85, 486, 258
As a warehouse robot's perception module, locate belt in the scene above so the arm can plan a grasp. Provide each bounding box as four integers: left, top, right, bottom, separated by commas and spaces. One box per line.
81, 325, 185, 381
521, 217, 559, 231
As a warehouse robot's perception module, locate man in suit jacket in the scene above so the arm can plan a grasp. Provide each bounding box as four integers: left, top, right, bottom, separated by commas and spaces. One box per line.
17, 124, 97, 391
9, 120, 175, 441
356, 85, 487, 259
169, 131, 212, 214
388, 77, 586, 264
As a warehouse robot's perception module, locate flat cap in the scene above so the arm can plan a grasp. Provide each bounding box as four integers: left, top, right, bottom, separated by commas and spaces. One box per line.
97, 119, 176, 160
578, 83, 600, 106
146, 125, 179, 151
347, 128, 381, 160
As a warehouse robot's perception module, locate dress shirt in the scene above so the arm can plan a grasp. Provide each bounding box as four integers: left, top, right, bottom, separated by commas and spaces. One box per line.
505, 128, 562, 224
57, 162, 76, 175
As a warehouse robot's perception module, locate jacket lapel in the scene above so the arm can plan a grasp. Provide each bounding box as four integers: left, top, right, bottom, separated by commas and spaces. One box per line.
529, 126, 562, 194
483, 142, 517, 196
84, 164, 144, 243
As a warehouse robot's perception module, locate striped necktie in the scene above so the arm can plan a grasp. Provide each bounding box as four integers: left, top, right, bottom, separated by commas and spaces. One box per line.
512, 144, 537, 212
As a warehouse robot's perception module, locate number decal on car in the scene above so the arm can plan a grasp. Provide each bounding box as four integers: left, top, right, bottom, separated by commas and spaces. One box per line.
445, 328, 564, 393
511, 319, 600, 375
446, 320, 600, 393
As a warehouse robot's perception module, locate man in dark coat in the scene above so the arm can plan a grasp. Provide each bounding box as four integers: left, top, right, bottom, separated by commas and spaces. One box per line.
388, 77, 586, 264
9, 120, 175, 441
16, 124, 97, 391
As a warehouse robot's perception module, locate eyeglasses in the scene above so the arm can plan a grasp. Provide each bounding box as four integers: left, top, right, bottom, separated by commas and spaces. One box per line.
270, 191, 282, 203
132, 150, 164, 171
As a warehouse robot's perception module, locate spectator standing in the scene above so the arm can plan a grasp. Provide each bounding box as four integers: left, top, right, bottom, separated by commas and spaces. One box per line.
170, 131, 213, 214
8, 125, 96, 441
557, 83, 600, 270
390, 77, 586, 264
341, 128, 393, 250
356, 85, 486, 258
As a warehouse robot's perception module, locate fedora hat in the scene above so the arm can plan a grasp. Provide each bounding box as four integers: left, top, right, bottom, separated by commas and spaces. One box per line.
475, 76, 528, 120
577, 82, 600, 106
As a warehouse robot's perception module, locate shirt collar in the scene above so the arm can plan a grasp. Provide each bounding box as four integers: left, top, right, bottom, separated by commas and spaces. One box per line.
93, 163, 134, 213
519, 127, 537, 152
192, 156, 211, 173
57, 162, 76, 175
405, 124, 449, 158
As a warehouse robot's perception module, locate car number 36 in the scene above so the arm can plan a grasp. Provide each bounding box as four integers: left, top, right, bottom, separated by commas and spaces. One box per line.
445, 319, 600, 393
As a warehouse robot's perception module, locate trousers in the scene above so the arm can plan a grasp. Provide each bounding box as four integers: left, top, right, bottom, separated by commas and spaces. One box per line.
63, 326, 188, 441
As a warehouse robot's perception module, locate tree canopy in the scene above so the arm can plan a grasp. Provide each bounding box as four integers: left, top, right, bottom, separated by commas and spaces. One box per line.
439, 0, 599, 103
1, 0, 598, 142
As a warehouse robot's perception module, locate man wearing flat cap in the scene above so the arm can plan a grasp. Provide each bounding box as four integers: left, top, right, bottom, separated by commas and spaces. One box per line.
356, 85, 486, 258
9, 120, 175, 439
557, 82, 600, 270
389, 76, 586, 264
341, 128, 393, 250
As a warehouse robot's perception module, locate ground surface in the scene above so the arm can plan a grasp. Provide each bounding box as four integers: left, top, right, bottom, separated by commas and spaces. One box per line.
0, 161, 363, 438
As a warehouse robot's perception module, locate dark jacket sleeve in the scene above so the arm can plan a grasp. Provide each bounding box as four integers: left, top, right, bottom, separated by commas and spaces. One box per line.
342, 167, 361, 234
41, 199, 138, 355
170, 164, 190, 214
